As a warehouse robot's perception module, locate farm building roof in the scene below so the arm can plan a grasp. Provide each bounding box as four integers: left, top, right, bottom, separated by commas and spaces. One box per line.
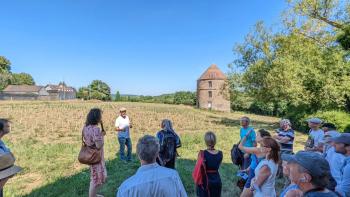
2, 85, 43, 93
46, 84, 76, 92
198, 64, 227, 80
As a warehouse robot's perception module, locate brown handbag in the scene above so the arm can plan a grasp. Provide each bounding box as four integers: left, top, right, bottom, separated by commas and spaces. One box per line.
78, 129, 102, 165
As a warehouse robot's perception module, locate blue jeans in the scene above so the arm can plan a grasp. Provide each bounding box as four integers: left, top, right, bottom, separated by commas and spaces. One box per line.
118, 137, 132, 161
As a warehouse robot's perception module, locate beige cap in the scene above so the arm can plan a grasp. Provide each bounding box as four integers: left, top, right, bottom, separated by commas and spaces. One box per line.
119, 107, 127, 112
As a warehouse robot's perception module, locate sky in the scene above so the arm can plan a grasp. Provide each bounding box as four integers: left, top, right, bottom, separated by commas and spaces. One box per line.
0, 1, 287, 95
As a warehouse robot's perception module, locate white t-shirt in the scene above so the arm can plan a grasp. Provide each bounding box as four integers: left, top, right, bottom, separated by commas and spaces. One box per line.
309, 129, 325, 147
115, 115, 131, 138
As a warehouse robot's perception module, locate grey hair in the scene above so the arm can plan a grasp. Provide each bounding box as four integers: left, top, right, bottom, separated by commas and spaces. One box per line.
136, 135, 160, 164
161, 119, 174, 132
297, 164, 329, 188
240, 116, 250, 123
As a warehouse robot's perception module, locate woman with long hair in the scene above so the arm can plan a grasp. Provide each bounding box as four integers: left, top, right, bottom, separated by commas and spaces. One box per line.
83, 108, 107, 197
250, 137, 280, 197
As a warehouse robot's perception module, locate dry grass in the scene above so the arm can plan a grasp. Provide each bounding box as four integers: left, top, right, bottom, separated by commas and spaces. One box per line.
0, 101, 308, 197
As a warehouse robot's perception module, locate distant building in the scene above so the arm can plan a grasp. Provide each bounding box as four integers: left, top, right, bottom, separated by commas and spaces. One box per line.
0, 83, 76, 101
197, 64, 230, 112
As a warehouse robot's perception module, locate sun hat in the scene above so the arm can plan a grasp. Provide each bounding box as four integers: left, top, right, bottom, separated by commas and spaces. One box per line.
0, 153, 22, 179
119, 107, 127, 112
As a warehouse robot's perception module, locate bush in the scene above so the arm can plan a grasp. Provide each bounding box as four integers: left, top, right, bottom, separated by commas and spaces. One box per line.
294, 110, 350, 133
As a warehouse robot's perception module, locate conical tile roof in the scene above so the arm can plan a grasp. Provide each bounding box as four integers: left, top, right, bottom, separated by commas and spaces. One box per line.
198, 64, 227, 80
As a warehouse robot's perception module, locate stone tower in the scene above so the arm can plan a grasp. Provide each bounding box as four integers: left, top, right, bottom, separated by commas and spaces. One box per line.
197, 64, 230, 112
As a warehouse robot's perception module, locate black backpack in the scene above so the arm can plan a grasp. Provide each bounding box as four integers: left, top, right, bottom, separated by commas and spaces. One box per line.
159, 130, 177, 165
231, 142, 243, 167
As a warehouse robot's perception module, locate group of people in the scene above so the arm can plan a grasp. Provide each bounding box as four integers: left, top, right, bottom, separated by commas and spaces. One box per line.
1, 107, 350, 197
86, 108, 350, 197
83, 107, 185, 197
235, 117, 350, 197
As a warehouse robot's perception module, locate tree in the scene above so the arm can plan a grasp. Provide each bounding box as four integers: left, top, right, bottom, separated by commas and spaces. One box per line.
0, 56, 12, 91
11, 73, 35, 85
230, 0, 350, 116
114, 91, 121, 101
174, 91, 196, 106
76, 87, 90, 100
0, 56, 11, 73
87, 80, 112, 101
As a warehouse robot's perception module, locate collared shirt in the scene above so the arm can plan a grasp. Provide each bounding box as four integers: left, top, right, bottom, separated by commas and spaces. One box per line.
115, 115, 130, 138
336, 156, 350, 197
117, 163, 187, 197
325, 147, 345, 185
0, 140, 10, 154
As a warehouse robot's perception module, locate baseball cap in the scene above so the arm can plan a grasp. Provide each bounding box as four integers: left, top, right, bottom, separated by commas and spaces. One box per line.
286, 151, 330, 178
330, 133, 350, 145
307, 118, 322, 124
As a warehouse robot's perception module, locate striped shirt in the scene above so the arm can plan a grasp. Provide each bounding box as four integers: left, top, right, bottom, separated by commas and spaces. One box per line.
276, 128, 294, 153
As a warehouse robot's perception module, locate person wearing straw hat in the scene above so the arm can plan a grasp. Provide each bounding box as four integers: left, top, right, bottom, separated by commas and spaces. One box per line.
0, 153, 22, 196
0, 119, 22, 197
115, 107, 133, 162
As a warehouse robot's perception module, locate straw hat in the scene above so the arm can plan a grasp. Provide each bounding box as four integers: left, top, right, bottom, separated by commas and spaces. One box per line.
119, 107, 127, 112
0, 153, 22, 179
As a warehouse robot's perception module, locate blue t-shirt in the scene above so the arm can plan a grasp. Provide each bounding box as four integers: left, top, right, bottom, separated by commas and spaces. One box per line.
240, 127, 256, 147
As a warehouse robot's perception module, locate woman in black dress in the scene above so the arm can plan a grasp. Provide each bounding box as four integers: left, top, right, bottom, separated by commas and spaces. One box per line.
196, 131, 223, 197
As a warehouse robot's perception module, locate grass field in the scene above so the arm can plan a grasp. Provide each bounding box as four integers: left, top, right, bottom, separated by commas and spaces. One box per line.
0, 101, 308, 197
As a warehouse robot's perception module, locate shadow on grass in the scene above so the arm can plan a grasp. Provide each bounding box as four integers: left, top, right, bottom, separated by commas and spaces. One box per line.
209, 116, 279, 130
24, 154, 241, 197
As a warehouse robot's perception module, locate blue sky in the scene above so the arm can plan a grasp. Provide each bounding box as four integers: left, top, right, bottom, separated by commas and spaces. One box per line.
0, 1, 286, 95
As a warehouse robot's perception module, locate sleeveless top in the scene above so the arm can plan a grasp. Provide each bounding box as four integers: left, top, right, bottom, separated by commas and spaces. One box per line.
254, 159, 278, 197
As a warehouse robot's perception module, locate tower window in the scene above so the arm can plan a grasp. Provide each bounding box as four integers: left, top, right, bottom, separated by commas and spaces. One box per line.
209, 91, 212, 98
209, 81, 212, 88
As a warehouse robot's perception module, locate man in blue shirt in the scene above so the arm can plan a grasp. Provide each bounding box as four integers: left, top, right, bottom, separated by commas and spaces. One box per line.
239, 116, 256, 169
331, 133, 350, 197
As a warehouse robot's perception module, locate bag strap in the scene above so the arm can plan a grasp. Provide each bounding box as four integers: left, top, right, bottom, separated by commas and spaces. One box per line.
81, 129, 86, 146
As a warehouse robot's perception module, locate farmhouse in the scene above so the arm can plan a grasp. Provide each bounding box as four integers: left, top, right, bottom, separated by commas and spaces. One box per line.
0, 83, 76, 101
197, 64, 231, 112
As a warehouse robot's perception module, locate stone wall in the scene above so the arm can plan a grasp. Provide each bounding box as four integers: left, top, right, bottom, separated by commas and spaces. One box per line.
197, 79, 230, 112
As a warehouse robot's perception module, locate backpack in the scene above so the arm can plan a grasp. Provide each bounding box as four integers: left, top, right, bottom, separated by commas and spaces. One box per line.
231, 141, 243, 167
159, 130, 177, 165
192, 150, 206, 186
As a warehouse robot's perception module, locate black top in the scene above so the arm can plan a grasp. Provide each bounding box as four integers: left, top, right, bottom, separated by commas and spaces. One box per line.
204, 150, 223, 184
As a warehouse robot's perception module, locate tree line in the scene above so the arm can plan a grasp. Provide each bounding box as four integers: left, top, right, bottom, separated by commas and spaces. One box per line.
76, 82, 196, 106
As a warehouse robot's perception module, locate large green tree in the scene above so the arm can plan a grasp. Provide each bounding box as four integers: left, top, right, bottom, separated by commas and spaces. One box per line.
11, 73, 35, 85
230, 0, 350, 116
77, 81, 112, 101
